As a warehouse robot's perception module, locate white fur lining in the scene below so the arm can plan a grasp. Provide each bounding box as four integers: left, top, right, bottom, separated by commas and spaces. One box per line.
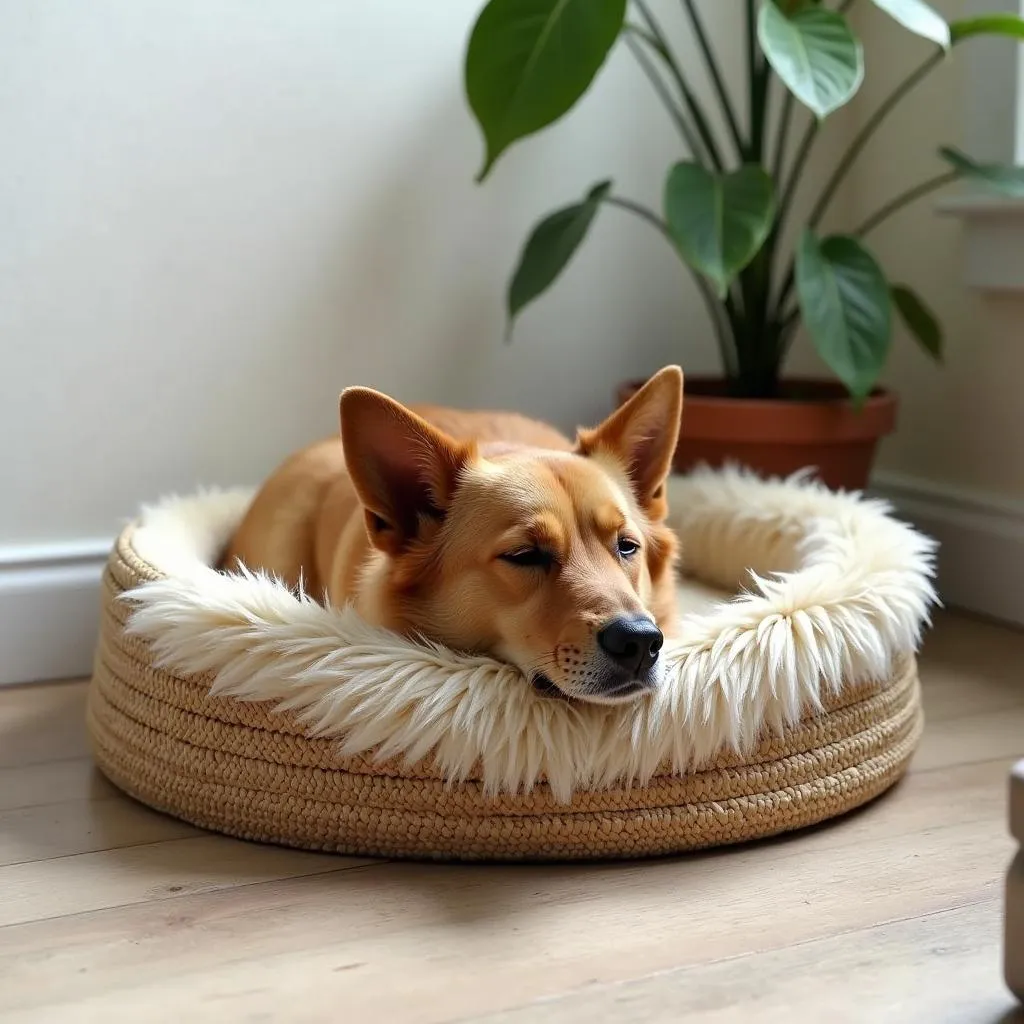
123, 468, 937, 803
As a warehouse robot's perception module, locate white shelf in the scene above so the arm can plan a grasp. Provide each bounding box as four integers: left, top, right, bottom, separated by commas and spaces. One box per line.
938, 195, 1024, 292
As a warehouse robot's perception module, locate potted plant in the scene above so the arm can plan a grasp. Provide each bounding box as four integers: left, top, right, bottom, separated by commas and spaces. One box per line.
462, 0, 1024, 490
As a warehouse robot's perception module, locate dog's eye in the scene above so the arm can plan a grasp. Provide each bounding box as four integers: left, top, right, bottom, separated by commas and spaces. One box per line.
500, 547, 553, 570
617, 537, 640, 558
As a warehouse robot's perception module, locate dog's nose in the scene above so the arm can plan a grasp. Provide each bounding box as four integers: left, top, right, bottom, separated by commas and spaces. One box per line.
597, 615, 664, 675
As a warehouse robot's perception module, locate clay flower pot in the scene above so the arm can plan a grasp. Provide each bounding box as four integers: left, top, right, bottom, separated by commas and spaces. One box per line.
616, 377, 898, 492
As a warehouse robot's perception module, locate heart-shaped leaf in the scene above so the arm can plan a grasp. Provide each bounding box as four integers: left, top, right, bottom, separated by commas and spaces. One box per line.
796, 231, 892, 402
664, 163, 776, 297
507, 181, 611, 330
869, 0, 949, 49
939, 146, 1024, 197
757, 1, 864, 118
892, 284, 942, 362
465, 0, 627, 181
950, 14, 1024, 44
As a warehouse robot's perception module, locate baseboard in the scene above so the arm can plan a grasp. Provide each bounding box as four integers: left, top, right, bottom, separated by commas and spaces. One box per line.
0, 538, 111, 686
872, 471, 1024, 628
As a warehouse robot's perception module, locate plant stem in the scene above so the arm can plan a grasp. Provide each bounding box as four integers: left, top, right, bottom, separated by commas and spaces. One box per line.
808, 49, 945, 232
632, 0, 725, 170
773, 49, 945, 316
745, 0, 769, 162
767, 114, 817, 310
772, 91, 795, 183
624, 31, 706, 160
679, 0, 745, 158
602, 195, 671, 235
746, 0, 757, 89
853, 169, 959, 237
602, 195, 736, 377
775, 118, 818, 237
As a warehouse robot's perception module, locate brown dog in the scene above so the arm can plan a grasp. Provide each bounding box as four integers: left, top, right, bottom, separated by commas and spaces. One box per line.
222, 365, 684, 704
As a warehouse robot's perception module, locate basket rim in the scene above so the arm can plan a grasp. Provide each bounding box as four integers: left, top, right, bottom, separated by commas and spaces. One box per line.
112, 468, 936, 802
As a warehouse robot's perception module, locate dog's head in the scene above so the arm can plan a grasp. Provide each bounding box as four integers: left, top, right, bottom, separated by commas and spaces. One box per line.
339, 366, 683, 704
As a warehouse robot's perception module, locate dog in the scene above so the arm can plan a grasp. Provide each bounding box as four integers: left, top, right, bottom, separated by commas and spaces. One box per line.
222, 365, 684, 704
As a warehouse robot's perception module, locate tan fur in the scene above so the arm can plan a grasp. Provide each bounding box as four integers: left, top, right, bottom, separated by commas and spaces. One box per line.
223, 367, 684, 703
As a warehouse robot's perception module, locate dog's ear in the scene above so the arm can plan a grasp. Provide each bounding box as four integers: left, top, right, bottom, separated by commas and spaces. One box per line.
340, 387, 472, 555
576, 365, 683, 518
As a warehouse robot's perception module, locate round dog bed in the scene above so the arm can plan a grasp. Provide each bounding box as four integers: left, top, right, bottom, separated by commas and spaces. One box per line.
87, 468, 935, 861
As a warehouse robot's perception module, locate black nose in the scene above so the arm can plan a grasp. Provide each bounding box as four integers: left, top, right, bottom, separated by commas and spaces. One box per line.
596, 615, 664, 675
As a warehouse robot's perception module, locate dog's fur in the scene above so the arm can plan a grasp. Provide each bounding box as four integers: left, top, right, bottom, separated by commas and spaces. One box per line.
222, 366, 684, 703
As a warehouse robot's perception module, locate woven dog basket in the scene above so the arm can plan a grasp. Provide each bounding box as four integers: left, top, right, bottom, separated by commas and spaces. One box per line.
88, 512, 924, 862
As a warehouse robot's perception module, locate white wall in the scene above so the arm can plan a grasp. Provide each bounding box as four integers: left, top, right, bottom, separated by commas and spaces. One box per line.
9, 0, 1020, 677
2, 0, 738, 547
828, 0, 1024, 625
835, 0, 1024, 499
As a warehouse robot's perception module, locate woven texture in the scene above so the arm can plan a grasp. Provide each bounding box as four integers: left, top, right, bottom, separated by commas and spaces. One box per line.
88, 521, 924, 861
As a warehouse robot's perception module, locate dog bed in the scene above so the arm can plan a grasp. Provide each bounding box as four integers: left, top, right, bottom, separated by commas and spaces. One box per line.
87, 467, 935, 861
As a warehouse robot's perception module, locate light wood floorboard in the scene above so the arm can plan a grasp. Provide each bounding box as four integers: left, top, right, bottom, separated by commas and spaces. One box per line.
0, 610, 1022, 1022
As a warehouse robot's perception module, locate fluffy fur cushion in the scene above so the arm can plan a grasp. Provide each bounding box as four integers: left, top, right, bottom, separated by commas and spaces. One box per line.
124, 467, 937, 803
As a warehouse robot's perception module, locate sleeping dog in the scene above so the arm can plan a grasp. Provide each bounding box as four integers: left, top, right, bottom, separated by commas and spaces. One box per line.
222, 365, 683, 704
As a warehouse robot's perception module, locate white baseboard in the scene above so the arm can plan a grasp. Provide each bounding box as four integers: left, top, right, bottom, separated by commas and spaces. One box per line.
872, 471, 1024, 628
0, 538, 111, 686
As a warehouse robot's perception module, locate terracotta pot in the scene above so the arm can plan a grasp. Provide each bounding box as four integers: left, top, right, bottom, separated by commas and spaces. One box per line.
616, 376, 898, 492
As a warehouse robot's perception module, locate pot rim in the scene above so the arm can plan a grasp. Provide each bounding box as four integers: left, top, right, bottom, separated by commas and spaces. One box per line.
617, 375, 898, 445
620, 375, 896, 411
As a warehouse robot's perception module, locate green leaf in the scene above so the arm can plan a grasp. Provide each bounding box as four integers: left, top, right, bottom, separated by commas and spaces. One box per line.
796, 231, 892, 402
465, 0, 627, 181
869, 0, 949, 49
507, 181, 611, 331
939, 146, 1024, 197
892, 284, 942, 362
757, 1, 864, 118
950, 14, 1024, 44
663, 163, 776, 297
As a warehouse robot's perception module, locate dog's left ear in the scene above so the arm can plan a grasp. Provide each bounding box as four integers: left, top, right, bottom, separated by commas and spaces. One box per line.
576, 365, 683, 517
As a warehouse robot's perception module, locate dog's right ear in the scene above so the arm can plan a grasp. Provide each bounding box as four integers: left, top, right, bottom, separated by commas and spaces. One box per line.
575, 365, 683, 519
340, 388, 472, 555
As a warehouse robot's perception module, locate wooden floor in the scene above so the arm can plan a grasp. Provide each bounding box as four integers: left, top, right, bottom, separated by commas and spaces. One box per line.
2, 612, 1024, 1022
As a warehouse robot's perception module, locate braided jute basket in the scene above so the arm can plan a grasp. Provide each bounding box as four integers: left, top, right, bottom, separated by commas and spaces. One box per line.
87, 469, 935, 861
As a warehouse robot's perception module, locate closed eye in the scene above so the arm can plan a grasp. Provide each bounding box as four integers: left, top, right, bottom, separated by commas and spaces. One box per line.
617, 537, 640, 558
500, 547, 554, 570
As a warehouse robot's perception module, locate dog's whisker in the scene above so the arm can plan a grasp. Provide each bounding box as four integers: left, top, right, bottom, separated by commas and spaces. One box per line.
530, 656, 561, 671
527, 655, 563, 676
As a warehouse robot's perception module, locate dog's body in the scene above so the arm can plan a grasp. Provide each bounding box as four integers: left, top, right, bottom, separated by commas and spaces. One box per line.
223, 366, 684, 703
